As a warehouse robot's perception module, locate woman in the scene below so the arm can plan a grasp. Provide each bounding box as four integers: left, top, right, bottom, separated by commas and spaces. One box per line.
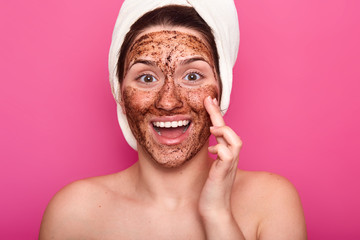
40, 0, 306, 239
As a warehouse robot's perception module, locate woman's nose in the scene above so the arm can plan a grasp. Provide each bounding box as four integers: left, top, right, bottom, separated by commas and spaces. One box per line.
155, 80, 183, 111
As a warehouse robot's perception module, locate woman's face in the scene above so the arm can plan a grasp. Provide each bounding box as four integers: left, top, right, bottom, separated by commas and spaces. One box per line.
121, 26, 220, 168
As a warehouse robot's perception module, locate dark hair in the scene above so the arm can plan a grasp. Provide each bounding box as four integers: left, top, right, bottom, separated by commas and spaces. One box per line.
116, 5, 221, 89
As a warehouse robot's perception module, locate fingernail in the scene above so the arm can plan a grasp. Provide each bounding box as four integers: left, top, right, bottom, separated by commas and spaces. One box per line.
212, 98, 218, 105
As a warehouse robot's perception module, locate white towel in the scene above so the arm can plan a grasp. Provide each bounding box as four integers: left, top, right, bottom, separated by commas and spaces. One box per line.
109, 0, 240, 150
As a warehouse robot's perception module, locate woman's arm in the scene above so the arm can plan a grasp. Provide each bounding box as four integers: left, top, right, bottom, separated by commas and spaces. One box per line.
199, 96, 245, 239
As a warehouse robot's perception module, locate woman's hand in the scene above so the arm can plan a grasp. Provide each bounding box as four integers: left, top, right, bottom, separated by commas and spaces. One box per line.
199, 96, 245, 239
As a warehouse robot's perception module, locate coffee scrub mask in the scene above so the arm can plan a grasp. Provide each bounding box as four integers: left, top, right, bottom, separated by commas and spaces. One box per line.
121, 30, 220, 167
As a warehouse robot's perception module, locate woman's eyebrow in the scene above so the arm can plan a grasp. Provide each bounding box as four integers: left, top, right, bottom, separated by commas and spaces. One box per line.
179, 57, 209, 66
128, 57, 209, 69
129, 59, 157, 69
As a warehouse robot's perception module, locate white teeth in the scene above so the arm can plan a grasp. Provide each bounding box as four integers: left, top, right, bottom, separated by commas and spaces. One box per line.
171, 121, 178, 128
153, 120, 190, 128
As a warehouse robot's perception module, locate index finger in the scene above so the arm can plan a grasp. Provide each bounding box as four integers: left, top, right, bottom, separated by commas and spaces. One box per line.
204, 96, 225, 127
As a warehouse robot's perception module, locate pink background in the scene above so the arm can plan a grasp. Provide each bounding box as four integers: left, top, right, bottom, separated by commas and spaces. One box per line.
1, 0, 359, 239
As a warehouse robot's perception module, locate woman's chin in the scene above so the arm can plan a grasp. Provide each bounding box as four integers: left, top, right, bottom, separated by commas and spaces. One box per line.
154, 157, 188, 168
145, 138, 209, 169
146, 144, 191, 169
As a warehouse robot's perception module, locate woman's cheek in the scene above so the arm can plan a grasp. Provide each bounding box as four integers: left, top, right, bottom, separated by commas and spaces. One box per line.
183, 84, 219, 111
122, 87, 158, 146
122, 87, 157, 114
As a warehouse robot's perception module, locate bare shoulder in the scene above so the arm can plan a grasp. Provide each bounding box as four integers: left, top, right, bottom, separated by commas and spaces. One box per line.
234, 170, 301, 198
39, 172, 130, 239
232, 170, 307, 240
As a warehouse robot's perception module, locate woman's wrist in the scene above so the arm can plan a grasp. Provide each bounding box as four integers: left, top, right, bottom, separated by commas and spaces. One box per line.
200, 209, 245, 240
200, 207, 232, 222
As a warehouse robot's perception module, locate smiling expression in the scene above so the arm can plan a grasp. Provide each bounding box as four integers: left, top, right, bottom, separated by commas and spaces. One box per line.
121, 28, 219, 168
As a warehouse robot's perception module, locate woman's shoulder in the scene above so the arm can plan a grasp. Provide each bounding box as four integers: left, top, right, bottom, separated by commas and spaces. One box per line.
235, 170, 298, 193
46, 170, 133, 209
39, 171, 131, 239
233, 170, 303, 210
49, 172, 123, 202
232, 170, 307, 239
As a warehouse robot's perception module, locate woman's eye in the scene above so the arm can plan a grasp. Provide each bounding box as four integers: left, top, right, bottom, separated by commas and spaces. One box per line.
184, 72, 202, 81
138, 74, 157, 83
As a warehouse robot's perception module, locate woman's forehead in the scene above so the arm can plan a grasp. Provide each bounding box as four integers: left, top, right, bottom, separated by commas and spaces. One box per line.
127, 29, 213, 64
132, 31, 209, 51
135, 25, 205, 43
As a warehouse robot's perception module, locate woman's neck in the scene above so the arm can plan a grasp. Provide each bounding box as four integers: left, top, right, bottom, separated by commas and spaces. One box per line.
133, 142, 212, 210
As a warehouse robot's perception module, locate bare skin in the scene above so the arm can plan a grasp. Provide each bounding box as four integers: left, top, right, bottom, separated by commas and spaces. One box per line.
39, 27, 307, 239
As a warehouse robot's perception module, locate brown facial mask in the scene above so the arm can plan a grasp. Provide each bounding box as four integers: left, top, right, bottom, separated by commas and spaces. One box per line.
122, 30, 219, 168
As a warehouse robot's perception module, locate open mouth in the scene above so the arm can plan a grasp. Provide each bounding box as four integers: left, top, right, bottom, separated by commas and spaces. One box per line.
152, 120, 191, 139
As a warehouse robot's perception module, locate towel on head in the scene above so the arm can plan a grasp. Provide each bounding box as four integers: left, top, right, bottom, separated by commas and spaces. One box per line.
109, 0, 240, 150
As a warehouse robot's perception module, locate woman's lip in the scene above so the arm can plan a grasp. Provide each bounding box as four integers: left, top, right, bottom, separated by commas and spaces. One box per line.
150, 121, 192, 146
